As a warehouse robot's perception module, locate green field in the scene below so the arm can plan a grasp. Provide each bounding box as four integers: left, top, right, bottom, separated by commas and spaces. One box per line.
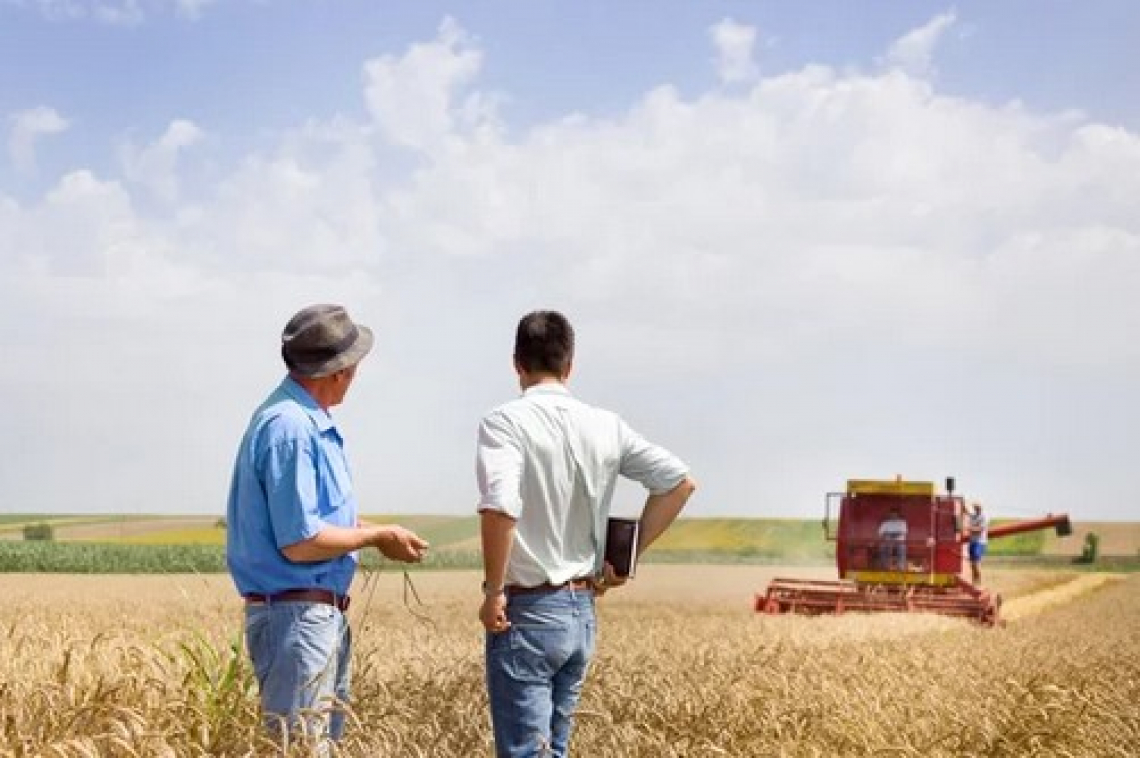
0, 515, 133, 532
1, 514, 1135, 573
986, 521, 1048, 556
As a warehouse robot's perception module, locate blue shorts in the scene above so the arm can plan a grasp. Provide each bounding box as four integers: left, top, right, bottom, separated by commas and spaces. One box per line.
968, 541, 987, 563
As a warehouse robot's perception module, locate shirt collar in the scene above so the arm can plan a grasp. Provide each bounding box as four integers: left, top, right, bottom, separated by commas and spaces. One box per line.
522, 382, 571, 398
281, 376, 336, 433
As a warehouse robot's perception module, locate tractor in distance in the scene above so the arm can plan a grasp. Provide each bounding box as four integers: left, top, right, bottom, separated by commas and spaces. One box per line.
756, 477, 1072, 625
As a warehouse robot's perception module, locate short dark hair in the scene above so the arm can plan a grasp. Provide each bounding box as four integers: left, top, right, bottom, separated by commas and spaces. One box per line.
514, 310, 574, 375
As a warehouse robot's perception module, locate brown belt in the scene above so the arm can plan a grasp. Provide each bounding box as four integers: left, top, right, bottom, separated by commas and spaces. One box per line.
506, 578, 594, 596
244, 588, 350, 611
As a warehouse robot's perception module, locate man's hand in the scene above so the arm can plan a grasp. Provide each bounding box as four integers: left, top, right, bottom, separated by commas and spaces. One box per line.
480, 591, 510, 633
373, 525, 429, 563
594, 561, 628, 597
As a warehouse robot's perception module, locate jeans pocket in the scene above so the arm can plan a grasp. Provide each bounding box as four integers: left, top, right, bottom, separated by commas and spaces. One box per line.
297, 602, 337, 627
492, 624, 547, 683
246, 606, 276, 685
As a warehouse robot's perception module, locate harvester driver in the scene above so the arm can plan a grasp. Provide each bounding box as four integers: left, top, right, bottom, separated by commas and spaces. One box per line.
877, 507, 908, 571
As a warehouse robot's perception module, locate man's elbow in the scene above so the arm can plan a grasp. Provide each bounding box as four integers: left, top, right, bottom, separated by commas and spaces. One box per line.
479, 507, 518, 527
281, 536, 321, 563
669, 475, 697, 504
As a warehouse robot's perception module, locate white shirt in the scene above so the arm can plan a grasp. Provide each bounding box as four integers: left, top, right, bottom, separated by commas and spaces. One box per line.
968, 512, 989, 544
878, 516, 908, 541
476, 383, 689, 587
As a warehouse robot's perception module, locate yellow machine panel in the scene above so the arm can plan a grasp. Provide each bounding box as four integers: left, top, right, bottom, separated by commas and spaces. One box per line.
851, 571, 960, 587
847, 479, 935, 496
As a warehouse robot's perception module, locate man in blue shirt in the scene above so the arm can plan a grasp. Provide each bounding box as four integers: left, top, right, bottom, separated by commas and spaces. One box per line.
226, 303, 429, 747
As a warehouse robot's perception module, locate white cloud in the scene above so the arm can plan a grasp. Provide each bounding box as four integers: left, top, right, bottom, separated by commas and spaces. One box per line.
362, 16, 494, 151
885, 11, 957, 77
710, 18, 759, 84
7, 106, 69, 174
174, 0, 211, 19
197, 119, 386, 274
1, 18, 1138, 520
119, 119, 204, 203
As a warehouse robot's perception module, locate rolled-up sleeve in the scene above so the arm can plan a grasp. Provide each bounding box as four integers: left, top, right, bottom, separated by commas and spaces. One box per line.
618, 419, 689, 494
476, 411, 524, 518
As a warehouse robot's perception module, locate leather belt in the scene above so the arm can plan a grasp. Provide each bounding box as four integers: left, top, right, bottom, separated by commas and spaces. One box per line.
506, 578, 594, 596
244, 588, 350, 611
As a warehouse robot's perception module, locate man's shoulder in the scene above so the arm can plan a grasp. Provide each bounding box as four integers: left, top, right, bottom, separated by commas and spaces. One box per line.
250, 393, 316, 445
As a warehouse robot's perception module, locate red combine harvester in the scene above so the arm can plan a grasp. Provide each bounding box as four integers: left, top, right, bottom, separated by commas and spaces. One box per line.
756, 477, 1072, 625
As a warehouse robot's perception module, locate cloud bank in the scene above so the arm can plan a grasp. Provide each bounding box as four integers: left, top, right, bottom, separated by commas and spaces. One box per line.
1, 14, 1137, 520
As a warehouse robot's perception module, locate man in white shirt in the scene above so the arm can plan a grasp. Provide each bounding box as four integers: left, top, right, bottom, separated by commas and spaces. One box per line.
877, 507, 909, 571
476, 310, 696, 758
966, 502, 989, 584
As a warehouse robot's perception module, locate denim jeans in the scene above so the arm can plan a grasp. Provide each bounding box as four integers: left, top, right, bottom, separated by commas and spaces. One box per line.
486, 588, 597, 758
878, 541, 907, 570
245, 601, 352, 746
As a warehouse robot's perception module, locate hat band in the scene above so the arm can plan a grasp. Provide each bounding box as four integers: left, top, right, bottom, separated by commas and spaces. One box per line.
284, 324, 360, 369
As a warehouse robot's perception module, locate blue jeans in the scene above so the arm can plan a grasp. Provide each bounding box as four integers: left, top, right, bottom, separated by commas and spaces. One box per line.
486, 588, 597, 758
245, 601, 351, 745
878, 541, 907, 570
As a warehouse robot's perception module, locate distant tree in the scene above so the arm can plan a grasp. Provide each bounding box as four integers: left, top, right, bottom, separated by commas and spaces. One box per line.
214, 517, 227, 530
1078, 532, 1100, 564
23, 522, 54, 541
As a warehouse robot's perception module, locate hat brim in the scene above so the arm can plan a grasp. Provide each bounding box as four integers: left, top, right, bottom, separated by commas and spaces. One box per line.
299, 325, 374, 378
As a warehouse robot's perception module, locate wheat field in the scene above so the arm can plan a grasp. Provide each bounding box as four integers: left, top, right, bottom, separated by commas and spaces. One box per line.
0, 566, 1137, 757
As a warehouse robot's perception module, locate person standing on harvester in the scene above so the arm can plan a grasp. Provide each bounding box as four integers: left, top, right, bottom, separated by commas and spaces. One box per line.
966, 501, 989, 584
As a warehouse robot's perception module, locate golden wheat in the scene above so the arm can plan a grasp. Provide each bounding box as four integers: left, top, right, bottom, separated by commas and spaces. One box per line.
0, 567, 1136, 757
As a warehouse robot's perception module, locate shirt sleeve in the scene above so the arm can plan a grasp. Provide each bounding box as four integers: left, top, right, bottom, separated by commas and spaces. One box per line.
476, 410, 524, 519
262, 434, 324, 549
617, 418, 689, 495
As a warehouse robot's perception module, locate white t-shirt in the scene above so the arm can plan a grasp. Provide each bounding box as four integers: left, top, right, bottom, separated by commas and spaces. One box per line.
968, 512, 989, 544
878, 516, 908, 541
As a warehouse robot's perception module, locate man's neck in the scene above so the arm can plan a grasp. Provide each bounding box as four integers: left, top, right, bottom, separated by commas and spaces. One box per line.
291, 373, 336, 411
519, 372, 567, 391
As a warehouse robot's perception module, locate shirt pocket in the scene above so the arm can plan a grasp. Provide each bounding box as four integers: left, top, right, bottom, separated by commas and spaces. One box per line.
316, 436, 354, 522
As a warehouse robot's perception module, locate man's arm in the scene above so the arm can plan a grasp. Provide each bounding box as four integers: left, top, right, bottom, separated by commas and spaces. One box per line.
598, 476, 696, 593
479, 509, 516, 632
636, 476, 697, 555
475, 410, 524, 631
283, 523, 429, 563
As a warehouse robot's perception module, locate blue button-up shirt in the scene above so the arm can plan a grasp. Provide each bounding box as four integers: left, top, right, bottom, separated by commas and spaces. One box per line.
226, 377, 358, 596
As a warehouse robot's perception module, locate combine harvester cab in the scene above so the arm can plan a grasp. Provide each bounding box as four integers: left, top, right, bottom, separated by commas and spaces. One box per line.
756, 477, 1072, 626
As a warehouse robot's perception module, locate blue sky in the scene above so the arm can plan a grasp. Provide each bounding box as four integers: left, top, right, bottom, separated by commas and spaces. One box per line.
5, 2, 1138, 186
1, 1, 1138, 522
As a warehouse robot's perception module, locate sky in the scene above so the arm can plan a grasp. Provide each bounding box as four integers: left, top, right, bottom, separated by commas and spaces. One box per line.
1, 1, 1138, 522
